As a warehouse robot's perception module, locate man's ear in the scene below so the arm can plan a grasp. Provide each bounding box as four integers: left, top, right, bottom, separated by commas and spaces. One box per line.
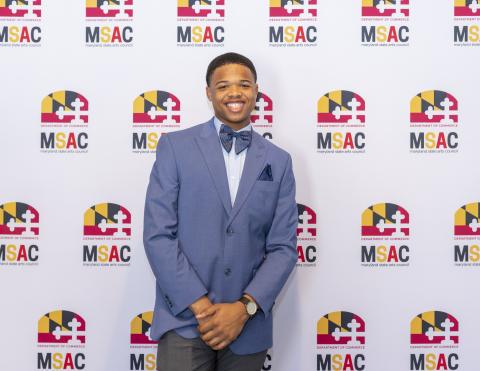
206, 86, 212, 101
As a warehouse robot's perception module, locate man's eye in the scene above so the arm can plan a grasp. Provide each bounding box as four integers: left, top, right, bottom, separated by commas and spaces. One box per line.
241, 83, 251, 88
217, 85, 227, 90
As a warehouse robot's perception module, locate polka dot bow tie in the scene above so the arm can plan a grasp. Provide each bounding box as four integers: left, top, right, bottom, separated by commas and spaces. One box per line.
219, 124, 252, 155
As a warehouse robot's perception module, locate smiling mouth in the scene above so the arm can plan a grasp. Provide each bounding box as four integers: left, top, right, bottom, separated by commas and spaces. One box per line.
225, 102, 245, 113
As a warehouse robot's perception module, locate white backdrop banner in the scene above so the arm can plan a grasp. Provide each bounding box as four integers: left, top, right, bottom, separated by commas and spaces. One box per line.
1, 1, 479, 370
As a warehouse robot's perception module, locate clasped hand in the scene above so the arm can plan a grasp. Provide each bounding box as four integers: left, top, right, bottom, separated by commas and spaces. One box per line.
196, 302, 249, 350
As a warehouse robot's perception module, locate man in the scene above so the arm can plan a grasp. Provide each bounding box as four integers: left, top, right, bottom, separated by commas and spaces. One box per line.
144, 52, 297, 371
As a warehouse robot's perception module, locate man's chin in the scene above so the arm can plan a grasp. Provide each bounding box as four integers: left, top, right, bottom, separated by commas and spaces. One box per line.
224, 120, 251, 128
217, 114, 251, 128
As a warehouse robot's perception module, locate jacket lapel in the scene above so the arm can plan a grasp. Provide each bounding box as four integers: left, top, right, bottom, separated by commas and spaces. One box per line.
195, 119, 232, 215
228, 131, 268, 225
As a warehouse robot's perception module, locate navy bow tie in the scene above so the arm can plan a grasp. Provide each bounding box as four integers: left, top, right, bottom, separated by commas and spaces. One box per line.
219, 124, 252, 154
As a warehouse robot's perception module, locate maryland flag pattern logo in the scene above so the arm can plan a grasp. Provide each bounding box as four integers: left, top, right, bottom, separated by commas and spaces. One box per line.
0, 202, 39, 237
297, 204, 316, 238
251, 92, 273, 127
41, 91, 89, 125
454, 202, 480, 236
83, 203, 131, 237
0, 0, 41, 18
317, 90, 366, 125
177, 0, 225, 18
362, 203, 409, 237
361, 0, 409, 17
317, 311, 366, 346
410, 90, 459, 125
131, 311, 156, 345
455, 0, 480, 17
133, 91, 181, 126
411, 311, 459, 345
38, 310, 86, 345
269, 0, 317, 18
85, 0, 133, 18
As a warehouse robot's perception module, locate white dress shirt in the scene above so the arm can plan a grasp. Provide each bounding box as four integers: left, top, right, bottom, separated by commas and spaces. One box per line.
214, 117, 251, 206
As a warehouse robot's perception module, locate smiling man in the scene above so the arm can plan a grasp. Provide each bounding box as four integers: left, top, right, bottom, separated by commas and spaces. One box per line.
144, 53, 298, 371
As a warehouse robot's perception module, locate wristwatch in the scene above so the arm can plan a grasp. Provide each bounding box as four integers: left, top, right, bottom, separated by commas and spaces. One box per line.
239, 296, 258, 317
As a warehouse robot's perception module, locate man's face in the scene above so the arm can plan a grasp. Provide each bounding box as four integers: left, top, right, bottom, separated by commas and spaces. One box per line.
206, 63, 258, 130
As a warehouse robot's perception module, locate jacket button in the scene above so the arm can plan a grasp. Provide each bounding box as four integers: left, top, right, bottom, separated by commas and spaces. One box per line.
224, 268, 231, 276
226, 227, 234, 235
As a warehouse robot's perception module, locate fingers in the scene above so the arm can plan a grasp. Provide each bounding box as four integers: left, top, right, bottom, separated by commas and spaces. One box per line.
196, 305, 217, 320
211, 340, 229, 351
204, 334, 223, 347
200, 328, 219, 342
201, 331, 231, 350
198, 318, 216, 334
196, 303, 242, 351
190, 296, 213, 316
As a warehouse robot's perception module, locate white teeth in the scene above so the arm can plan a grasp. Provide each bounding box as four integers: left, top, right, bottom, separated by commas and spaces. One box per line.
226, 102, 243, 112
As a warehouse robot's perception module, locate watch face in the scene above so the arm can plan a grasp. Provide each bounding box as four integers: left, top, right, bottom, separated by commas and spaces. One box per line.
246, 301, 257, 316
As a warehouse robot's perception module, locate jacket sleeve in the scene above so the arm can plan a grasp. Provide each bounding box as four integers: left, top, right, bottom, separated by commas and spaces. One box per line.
244, 154, 298, 318
143, 133, 208, 316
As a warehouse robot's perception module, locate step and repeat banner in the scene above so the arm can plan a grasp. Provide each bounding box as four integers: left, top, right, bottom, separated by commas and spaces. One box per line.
1, 0, 479, 370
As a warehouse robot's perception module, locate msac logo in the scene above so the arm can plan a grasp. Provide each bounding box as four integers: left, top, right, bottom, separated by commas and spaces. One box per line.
0, 0, 42, 46
85, 0, 134, 47
269, 0, 317, 47
453, 202, 480, 266
316, 311, 366, 371
177, 0, 225, 47
296, 203, 317, 266
83, 203, 132, 266
361, 0, 410, 46
316, 90, 366, 153
262, 352, 273, 370
132, 90, 181, 153
361, 203, 410, 266
130, 311, 157, 370
410, 311, 459, 370
37, 310, 86, 370
410, 90, 459, 153
454, 0, 480, 45
0, 201, 39, 265
251, 92, 274, 140
40, 90, 89, 153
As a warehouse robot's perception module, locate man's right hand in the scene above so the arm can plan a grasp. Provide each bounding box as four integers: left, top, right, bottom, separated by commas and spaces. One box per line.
190, 296, 213, 322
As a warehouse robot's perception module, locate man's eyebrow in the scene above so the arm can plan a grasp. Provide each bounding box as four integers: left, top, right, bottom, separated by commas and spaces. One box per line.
215, 79, 253, 86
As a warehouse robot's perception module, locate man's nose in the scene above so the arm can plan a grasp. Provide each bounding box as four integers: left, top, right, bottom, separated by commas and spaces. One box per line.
227, 85, 241, 97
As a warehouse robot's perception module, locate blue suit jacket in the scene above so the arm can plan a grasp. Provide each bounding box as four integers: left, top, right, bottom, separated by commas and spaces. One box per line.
143, 118, 297, 355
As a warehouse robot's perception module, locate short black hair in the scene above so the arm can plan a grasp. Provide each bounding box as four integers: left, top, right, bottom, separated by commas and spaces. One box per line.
206, 52, 257, 86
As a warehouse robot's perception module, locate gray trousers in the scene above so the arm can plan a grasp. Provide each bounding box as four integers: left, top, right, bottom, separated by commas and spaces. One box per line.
157, 331, 268, 371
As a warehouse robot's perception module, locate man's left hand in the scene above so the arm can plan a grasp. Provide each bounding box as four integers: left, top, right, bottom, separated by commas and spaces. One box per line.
197, 302, 249, 350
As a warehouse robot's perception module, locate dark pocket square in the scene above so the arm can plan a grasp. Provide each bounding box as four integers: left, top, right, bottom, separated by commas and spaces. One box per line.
258, 164, 273, 181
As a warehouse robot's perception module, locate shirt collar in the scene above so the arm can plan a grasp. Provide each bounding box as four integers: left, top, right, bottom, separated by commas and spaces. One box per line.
214, 117, 252, 136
